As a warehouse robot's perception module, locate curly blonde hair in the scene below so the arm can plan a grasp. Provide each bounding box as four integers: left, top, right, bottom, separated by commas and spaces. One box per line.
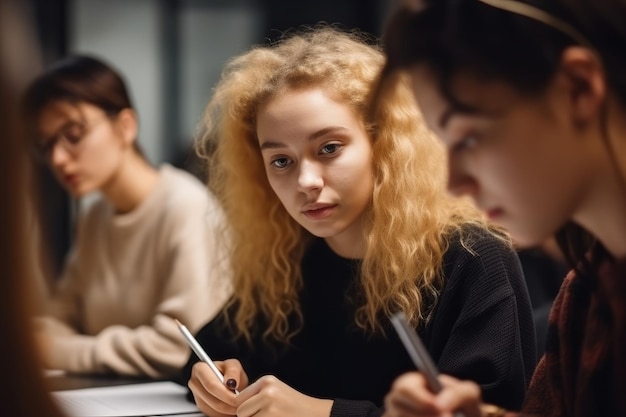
197, 26, 507, 343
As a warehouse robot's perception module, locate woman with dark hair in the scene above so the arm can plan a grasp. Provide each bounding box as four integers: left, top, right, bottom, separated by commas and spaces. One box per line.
24, 55, 230, 379
377, 0, 626, 416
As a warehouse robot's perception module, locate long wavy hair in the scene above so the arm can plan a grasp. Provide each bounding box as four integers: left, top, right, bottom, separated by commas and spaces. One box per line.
197, 26, 505, 344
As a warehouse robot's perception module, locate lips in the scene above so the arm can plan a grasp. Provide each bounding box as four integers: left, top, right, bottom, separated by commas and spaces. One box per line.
302, 203, 337, 220
486, 207, 504, 220
62, 173, 80, 187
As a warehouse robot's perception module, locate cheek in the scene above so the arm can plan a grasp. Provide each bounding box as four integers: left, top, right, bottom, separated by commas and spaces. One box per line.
336, 160, 374, 200
83, 130, 123, 157
266, 175, 294, 207
480, 134, 576, 216
80, 143, 119, 167
77, 137, 126, 178
348, 145, 374, 180
474, 145, 541, 203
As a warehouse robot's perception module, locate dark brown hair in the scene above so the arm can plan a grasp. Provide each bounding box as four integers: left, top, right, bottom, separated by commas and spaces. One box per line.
23, 54, 143, 155
24, 54, 134, 114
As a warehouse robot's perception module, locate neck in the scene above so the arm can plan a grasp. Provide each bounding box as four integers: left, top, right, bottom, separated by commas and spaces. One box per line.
575, 102, 626, 259
324, 216, 367, 259
101, 153, 159, 214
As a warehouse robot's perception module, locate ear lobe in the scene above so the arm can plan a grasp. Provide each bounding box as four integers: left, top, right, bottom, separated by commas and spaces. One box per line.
116, 108, 138, 147
559, 46, 606, 126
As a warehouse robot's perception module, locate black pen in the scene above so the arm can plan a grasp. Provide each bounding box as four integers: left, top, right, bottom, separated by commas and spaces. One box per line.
391, 312, 464, 417
390, 312, 442, 392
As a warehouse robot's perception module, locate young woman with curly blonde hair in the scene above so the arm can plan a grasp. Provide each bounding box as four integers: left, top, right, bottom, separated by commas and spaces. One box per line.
181, 26, 535, 417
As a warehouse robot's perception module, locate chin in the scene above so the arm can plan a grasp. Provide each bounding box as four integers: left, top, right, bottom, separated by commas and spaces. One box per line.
301, 224, 337, 239
66, 185, 91, 198
306, 229, 333, 239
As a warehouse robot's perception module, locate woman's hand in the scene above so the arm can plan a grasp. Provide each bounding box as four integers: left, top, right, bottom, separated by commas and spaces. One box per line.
383, 372, 484, 417
235, 375, 334, 417
188, 359, 249, 417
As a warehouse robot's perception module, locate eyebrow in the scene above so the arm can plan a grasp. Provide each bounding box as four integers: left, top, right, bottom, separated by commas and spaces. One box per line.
40, 120, 78, 144
438, 103, 483, 129
438, 107, 455, 129
259, 126, 348, 150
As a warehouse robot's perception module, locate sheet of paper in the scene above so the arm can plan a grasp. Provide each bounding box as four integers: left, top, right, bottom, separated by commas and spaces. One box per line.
52, 381, 201, 417
145, 414, 205, 417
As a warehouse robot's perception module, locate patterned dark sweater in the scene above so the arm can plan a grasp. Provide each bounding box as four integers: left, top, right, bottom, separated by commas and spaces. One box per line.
180, 230, 536, 416
521, 256, 626, 417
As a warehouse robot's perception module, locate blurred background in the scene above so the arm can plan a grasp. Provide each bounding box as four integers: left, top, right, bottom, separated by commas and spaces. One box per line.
25, 0, 398, 275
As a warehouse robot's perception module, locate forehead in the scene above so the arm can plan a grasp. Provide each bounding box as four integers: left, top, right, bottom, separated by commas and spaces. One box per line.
40, 100, 83, 120
37, 101, 100, 136
409, 65, 524, 129
256, 88, 361, 138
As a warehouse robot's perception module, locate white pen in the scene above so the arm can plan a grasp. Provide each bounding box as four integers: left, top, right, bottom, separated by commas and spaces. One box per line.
175, 319, 239, 395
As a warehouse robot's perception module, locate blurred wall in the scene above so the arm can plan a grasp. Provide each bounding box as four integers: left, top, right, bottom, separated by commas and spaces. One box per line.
70, 0, 166, 163
69, 0, 262, 165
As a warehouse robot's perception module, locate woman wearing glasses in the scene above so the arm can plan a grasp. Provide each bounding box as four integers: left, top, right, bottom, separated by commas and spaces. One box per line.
23, 55, 230, 378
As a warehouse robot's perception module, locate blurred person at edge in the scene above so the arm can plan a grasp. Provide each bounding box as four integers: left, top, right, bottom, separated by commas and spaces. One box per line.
0, 0, 68, 415
376, 0, 626, 416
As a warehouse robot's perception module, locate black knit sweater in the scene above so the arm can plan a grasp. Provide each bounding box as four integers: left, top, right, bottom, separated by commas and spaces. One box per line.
180, 229, 536, 416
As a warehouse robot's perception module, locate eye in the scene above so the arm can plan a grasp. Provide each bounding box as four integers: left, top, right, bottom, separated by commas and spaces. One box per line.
320, 143, 341, 155
452, 135, 478, 153
63, 123, 86, 145
270, 157, 292, 169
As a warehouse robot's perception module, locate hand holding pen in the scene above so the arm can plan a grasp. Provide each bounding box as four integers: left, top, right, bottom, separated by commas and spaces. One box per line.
175, 319, 240, 394
385, 313, 474, 417
176, 319, 246, 416
176, 319, 333, 417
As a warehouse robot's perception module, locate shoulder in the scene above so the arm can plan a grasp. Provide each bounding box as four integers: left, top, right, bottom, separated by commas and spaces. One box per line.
67, 195, 111, 256
443, 224, 515, 268
156, 164, 222, 213
159, 164, 208, 201
441, 223, 521, 299
76, 194, 110, 229
154, 165, 224, 229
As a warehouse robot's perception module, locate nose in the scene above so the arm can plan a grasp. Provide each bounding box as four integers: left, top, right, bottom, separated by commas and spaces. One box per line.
447, 156, 478, 198
297, 159, 323, 195
49, 141, 72, 169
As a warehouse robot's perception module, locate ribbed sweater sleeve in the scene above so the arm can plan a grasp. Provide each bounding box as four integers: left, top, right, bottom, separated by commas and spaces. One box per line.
35, 165, 231, 378
428, 230, 536, 410
330, 399, 382, 417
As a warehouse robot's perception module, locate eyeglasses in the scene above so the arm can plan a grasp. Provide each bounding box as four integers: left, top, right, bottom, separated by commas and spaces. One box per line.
34, 116, 106, 162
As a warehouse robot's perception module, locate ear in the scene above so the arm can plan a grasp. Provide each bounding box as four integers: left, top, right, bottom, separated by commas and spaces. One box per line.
114, 108, 138, 148
558, 46, 606, 126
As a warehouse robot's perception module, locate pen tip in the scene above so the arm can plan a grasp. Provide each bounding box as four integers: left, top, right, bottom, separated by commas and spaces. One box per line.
174, 318, 182, 327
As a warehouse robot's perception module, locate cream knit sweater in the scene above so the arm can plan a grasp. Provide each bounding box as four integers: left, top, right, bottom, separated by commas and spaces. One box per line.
35, 164, 231, 378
